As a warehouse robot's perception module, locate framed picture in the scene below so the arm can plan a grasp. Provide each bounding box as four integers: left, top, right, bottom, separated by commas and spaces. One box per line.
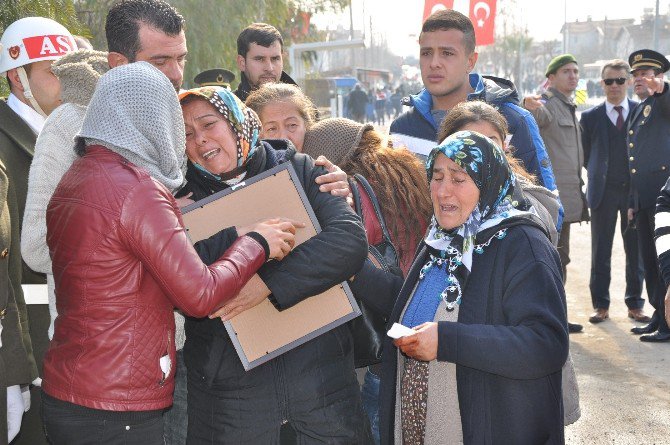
181, 162, 360, 370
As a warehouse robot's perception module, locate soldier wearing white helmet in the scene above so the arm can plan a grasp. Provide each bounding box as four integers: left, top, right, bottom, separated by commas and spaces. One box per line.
0, 16, 76, 445
1, 17, 77, 123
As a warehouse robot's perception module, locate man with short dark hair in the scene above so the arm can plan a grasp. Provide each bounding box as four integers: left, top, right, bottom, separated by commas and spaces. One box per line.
580, 59, 648, 324
106, 0, 187, 91
390, 9, 557, 195
234, 22, 298, 101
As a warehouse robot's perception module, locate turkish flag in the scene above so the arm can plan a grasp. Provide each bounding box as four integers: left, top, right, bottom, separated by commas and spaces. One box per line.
469, 0, 496, 45
423, 0, 496, 46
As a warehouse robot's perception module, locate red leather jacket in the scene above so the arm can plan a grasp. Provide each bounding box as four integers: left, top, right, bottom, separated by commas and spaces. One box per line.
42, 146, 266, 412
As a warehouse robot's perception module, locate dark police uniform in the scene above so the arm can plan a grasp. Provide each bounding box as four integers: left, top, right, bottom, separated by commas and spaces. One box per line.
627, 49, 670, 341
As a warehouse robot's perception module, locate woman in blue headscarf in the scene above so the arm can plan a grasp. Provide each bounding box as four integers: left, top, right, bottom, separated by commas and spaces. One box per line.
177, 86, 371, 444
374, 131, 569, 444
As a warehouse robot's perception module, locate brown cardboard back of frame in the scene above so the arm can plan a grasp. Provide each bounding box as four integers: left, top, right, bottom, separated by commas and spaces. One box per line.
181, 162, 360, 370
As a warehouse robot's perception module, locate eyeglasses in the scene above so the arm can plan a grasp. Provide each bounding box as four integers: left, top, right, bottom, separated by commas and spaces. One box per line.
603, 78, 627, 86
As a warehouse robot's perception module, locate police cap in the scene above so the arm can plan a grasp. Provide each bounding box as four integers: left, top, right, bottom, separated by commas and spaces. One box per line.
629, 49, 670, 74
193, 68, 236, 88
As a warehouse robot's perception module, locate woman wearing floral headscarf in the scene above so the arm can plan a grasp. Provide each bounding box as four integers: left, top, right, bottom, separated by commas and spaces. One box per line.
177, 87, 371, 443
373, 131, 568, 444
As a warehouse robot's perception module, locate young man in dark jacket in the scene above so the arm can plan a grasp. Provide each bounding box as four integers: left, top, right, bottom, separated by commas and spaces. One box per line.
389, 10, 558, 200
234, 23, 299, 102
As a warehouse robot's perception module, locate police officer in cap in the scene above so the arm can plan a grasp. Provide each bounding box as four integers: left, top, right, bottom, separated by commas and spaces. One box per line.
193, 68, 235, 90
627, 49, 670, 342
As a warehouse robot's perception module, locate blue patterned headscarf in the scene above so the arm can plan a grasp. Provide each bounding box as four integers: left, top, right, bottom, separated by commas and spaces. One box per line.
179, 86, 261, 183
421, 130, 536, 310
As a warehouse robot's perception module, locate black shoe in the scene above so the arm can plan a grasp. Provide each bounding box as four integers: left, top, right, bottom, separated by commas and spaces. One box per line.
568, 322, 583, 333
639, 331, 670, 342
631, 321, 659, 335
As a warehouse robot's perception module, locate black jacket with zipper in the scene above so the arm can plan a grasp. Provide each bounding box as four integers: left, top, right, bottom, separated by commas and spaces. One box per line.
181, 140, 371, 443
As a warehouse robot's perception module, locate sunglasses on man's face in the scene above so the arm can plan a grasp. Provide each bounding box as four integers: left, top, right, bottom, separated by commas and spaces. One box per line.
603, 77, 627, 86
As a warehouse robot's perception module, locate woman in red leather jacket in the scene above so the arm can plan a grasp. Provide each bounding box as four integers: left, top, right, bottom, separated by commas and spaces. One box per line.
40, 62, 299, 445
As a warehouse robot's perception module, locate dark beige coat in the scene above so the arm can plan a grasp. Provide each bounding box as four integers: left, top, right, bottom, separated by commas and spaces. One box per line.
529, 88, 589, 223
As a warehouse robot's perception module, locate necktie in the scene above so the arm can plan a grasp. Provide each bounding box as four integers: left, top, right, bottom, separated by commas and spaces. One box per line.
614, 105, 624, 130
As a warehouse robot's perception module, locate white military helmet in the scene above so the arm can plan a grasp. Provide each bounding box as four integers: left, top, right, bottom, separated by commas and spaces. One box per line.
0, 17, 77, 117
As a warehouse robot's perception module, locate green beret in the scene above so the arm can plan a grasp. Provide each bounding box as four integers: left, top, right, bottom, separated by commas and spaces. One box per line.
545, 54, 578, 77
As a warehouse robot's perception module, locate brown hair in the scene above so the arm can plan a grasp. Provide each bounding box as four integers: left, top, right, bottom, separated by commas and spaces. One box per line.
421, 9, 476, 54
237, 22, 283, 57
438, 100, 536, 183
245, 83, 317, 129
601, 59, 630, 78
340, 130, 432, 263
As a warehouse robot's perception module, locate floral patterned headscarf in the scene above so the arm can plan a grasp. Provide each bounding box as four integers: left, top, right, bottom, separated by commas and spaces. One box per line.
421, 130, 536, 310
179, 86, 261, 183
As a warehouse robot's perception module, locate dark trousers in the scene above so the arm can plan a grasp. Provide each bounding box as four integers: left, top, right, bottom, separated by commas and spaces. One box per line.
13, 304, 50, 445
590, 185, 645, 309
41, 392, 164, 445
557, 223, 571, 282
0, 355, 7, 445
163, 350, 187, 445
636, 207, 670, 333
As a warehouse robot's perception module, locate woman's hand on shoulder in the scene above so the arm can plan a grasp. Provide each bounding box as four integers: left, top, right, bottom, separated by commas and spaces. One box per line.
393, 322, 438, 361
175, 192, 194, 208
313, 156, 353, 204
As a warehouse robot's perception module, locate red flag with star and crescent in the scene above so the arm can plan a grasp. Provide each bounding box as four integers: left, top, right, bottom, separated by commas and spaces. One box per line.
423, 0, 496, 46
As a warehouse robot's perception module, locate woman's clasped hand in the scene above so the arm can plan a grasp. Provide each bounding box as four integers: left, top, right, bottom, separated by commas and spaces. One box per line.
239, 218, 305, 261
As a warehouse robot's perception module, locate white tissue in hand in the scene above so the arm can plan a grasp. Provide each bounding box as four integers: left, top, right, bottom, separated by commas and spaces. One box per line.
160, 354, 171, 379
387, 323, 416, 339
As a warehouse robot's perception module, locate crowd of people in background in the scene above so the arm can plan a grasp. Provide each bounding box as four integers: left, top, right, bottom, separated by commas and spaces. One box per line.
346, 84, 404, 125
1, 1, 670, 444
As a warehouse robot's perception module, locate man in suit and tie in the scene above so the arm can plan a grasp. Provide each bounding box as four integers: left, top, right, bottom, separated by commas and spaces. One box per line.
626, 49, 670, 342
580, 59, 649, 324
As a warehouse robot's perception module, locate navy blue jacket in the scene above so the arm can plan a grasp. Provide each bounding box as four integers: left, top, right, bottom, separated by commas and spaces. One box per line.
376, 224, 568, 445
580, 99, 638, 209
389, 74, 558, 192
628, 84, 670, 210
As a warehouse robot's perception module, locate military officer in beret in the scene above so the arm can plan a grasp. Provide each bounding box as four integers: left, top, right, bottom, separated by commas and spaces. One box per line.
627, 49, 670, 342
193, 68, 235, 89
524, 53, 589, 333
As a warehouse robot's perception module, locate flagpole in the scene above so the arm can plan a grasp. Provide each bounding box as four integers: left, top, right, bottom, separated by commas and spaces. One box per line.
563, 0, 567, 53
653, 0, 660, 50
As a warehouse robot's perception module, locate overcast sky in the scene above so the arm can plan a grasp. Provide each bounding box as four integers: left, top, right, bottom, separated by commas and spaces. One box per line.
312, 0, 666, 56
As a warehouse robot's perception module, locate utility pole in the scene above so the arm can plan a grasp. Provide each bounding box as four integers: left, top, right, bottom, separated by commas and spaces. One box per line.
563, 0, 567, 53
653, 0, 660, 50
349, 0, 355, 71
